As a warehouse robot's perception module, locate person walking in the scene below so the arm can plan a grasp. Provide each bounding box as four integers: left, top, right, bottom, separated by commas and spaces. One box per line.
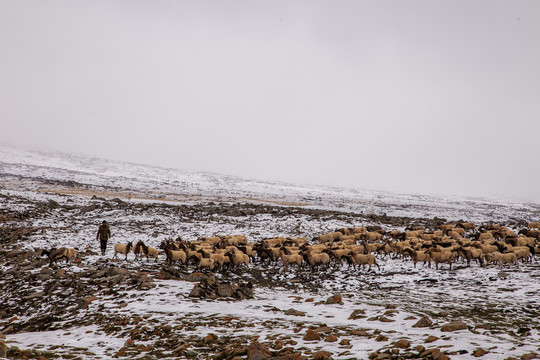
96, 220, 111, 255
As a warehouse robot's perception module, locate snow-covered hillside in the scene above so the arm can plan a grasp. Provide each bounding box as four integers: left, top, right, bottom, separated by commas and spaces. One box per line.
1, 144, 538, 224
1, 144, 539, 360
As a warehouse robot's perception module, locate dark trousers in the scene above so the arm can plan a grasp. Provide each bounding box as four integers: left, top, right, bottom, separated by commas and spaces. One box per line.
100, 239, 108, 254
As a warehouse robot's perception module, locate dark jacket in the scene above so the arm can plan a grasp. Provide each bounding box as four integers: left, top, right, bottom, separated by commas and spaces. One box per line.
97, 224, 111, 241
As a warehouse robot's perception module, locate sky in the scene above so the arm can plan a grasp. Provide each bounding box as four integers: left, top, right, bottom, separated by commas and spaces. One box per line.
1, 1, 540, 203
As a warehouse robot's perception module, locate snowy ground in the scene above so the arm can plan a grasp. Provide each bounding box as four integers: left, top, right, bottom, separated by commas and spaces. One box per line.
1, 144, 539, 359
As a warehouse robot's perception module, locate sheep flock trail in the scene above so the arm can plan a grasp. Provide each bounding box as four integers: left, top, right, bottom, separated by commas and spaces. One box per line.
0, 145, 539, 360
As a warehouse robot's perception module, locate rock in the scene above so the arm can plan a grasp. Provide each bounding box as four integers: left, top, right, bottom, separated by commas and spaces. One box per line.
325, 294, 343, 305
247, 341, 271, 360
412, 315, 433, 328
186, 272, 216, 283
375, 334, 388, 342
24, 291, 45, 300
217, 283, 237, 298
106, 266, 128, 277
311, 351, 333, 360
325, 334, 338, 342
0, 340, 6, 358
340, 339, 350, 345
124, 338, 135, 347
77, 296, 98, 309
303, 329, 320, 341
203, 333, 218, 344
441, 320, 468, 332
237, 282, 254, 299
521, 353, 538, 360
54, 269, 66, 278
284, 309, 306, 317
472, 348, 488, 357
393, 339, 411, 349
425, 335, 439, 343
349, 309, 366, 320
184, 349, 198, 358
188, 284, 206, 298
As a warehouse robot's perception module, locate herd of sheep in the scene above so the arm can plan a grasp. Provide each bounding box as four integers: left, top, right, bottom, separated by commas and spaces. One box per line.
41, 222, 540, 272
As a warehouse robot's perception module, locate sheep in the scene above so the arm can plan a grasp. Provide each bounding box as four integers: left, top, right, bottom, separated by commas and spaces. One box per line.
141, 243, 159, 262
528, 222, 540, 229
402, 248, 431, 268
253, 242, 278, 264
197, 248, 230, 271
279, 250, 303, 272
457, 222, 476, 231
113, 242, 133, 261
325, 247, 350, 267
454, 247, 484, 267
509, 246, 532, 263
485, 252, 519, 267
426, 247, 455, 270
225, 250, 249, 269
300, 250, 330, 271
133, 240, 145, 260
189, 255, 215, 272
41, 247, 77, 266
165, 248, 187, 266
347, 253, 380, 271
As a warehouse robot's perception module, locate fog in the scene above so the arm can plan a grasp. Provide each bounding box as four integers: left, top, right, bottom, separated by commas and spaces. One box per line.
1, 1, 540, 203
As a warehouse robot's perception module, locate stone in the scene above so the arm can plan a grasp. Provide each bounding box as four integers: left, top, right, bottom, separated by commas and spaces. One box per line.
393, 339, 411, 349
425, 335, 439, 343
186, 272, 216, 283
349, 309, 367, 320
217, 283, 237, 298
325, 334, 338, 342
521, 353, 539, 360
325, 294, 343, 305
77, 296, 98, 309
412, 315, 433, 328
284, 309, 306, 317
0, 341, 6, 358
247, 341, 271, 360
304, 329, 320, 341
188, 284, 206, 298
472, 348, 488, 357
311, 351, 333, 360
441, 320, 468, 332
203, 333, 218, 344
375, 334, 388, 342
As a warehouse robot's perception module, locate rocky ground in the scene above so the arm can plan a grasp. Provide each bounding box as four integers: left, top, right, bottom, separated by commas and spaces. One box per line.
0, 176, 539, 359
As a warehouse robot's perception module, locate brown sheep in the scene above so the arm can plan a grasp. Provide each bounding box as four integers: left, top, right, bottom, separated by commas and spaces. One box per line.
426, 248, 455, 270
403, 248, 430, 268
301, 250, 330, 270
347, 253, 380, 271
485, 252, 519, 267
527, 222, 540, 229
279, 251, 303, 272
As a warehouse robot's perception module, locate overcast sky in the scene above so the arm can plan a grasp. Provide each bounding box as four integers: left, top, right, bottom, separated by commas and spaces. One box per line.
1, 1, 540, 203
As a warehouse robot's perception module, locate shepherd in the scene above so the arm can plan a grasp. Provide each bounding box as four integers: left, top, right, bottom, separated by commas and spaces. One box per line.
96, 220, 111, 256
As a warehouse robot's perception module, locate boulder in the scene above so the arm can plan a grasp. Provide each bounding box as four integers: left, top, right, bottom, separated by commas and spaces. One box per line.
412, 315, 433, 328
304, 329, 320, 341
284, 309, 306, 317
441, 320, 468, 332
325, 294, 343, 305
247, 341, 271, 360
349, 309, 366, 320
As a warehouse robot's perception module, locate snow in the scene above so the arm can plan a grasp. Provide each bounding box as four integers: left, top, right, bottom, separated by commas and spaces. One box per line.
1, 144, 540, 359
